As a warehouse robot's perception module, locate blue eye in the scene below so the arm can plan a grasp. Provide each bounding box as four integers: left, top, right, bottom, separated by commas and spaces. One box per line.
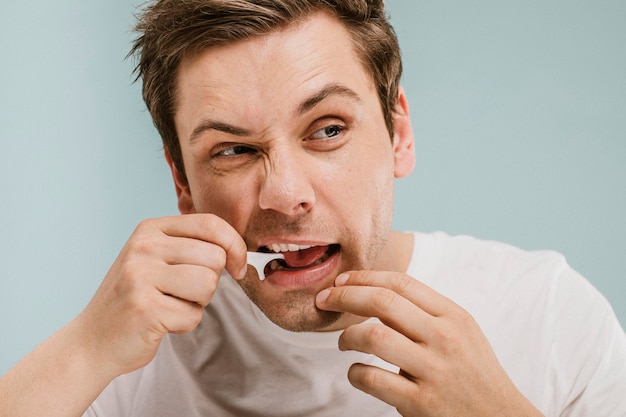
311, 125, 343, 140
218, 144, 255, 156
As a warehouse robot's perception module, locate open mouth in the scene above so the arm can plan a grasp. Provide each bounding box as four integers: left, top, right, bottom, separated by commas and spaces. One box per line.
261, 244, 340, 275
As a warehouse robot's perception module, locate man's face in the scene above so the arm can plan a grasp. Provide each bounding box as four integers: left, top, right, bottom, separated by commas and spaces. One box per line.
171, 12, 414, 332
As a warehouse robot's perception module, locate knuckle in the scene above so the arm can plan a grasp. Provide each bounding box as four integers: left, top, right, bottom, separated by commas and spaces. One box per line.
199, 273, 219, 305
393, 273, 416, 294
434, 303, 476, 334
455, 306, 476, 328
363, 324, 389, 347
442, 306, 477, 340
433, 321, 465, 356
125, 234, 156, 257
134, 218, 151, 231
358, 269, 376, 285
206, 271, 219, 292
351, 364, 379, 390
212, 246, 227, 267
115, 263, 142, 294
199, 213, 221, 234
371, 289, 397, 313
135, 218, 158, 234
433, 322, 456, 345
223, 230, 241, 254
113, 267, 154, 317
335, 287, 351, 306
188, 307, 204, 328
126, 291, 152, 322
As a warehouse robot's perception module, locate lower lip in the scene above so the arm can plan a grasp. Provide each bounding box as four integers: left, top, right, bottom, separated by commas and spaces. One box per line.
263, 249, 340, 288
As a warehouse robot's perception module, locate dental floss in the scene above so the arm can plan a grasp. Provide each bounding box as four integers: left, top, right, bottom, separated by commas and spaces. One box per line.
247, 251, 285, 281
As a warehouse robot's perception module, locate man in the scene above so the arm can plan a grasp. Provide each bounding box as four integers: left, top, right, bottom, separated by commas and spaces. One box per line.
1, 1, 624, 416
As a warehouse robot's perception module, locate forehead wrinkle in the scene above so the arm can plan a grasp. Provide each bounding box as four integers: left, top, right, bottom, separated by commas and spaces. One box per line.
182, 73, 266, 145
177, 12, 373, 148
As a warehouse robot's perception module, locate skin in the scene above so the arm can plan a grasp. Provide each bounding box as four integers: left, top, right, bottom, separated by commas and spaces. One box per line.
0, 11, 543, 417
170, 12, 414, 332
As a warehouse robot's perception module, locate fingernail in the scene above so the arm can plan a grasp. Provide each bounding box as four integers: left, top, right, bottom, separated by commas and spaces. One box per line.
316, 288, 331, 305
237, 265, 248, 280
335, 273, 349, 286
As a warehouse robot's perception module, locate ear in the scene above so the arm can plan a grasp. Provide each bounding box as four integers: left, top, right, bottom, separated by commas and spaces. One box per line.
392, 86, 415, 178
164, 150, 196, 214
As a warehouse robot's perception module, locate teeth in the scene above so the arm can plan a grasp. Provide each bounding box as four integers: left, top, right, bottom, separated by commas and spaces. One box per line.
268, 243, 313, 253
268, 248, 332, 272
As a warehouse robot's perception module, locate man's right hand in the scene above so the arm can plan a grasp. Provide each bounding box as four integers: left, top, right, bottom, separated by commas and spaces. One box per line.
75, 213, 247, 376
0, 213, 247, 417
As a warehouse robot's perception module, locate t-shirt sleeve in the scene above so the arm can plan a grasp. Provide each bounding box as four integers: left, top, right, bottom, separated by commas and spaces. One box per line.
551, 267, 626, 416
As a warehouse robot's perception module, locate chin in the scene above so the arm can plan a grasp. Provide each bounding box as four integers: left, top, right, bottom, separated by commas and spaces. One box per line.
267, 308, 343, 333
240, 282, 342, 332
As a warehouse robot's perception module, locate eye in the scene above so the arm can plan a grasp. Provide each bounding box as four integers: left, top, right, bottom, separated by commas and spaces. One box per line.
310, 124, 344, 140
216, 144, 256, 157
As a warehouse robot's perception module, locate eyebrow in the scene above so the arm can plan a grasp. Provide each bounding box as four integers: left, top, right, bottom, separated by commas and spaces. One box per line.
296, 83, 361, 116
188, 83, 361, 144
189, 121, 252, 144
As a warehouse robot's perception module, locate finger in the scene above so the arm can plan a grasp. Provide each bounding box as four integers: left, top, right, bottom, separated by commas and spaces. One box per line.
160, 236, 227, 271
335, 270, 453, 317
316, 284, 434, 343
156, 294, 205, 335
339, 323, 427, 378
154, 264, 219, 307
347, 362, 419, 415
152, 214, 247, 279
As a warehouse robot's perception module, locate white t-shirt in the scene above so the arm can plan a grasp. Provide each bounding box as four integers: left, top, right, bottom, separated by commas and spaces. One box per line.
85, 232, 626, 416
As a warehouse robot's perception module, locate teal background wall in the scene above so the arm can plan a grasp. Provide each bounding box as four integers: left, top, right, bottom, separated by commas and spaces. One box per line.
1, 1, 624, 374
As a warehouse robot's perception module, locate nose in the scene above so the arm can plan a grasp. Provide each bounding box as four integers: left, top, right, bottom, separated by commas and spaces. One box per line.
258, 147, 316, 215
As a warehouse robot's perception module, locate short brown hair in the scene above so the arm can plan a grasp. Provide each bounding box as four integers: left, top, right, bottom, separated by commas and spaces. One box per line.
130, 0, 402, 178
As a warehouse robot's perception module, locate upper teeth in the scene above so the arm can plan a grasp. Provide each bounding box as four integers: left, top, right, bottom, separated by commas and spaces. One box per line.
268, 243, 313, 253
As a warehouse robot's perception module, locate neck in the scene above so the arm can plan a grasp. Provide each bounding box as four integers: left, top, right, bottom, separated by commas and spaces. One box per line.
374, 230, 414, 274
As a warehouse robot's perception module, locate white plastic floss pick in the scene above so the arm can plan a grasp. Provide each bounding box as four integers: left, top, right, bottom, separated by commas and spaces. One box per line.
247, 251, 285, 281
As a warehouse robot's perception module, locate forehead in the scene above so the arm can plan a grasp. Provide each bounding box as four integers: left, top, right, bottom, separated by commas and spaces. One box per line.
174, 12, 376, 129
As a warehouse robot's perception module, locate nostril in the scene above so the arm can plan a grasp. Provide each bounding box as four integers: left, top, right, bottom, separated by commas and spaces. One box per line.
257, 153, 316, 214
258, 180, 315, 214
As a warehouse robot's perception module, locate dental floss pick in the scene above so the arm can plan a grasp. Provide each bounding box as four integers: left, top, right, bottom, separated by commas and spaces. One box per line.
247, 251, 285, 281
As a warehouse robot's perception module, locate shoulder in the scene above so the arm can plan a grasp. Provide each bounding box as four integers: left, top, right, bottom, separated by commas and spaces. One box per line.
406, 231, 626, 414
407, 231, 569, 297
406, 231, 615, 326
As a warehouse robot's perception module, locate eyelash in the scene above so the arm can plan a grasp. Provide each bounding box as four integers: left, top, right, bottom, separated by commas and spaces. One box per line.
216, 144, 257, 157
309, 124, 345, 140
212, 120, 347, 160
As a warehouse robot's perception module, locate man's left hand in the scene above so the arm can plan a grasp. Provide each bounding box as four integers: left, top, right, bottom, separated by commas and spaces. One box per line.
315, 270, 544, 417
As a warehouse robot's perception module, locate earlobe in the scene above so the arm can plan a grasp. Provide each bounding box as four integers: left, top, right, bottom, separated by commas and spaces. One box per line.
164, 150, 196, 214
392, 86, 416, 178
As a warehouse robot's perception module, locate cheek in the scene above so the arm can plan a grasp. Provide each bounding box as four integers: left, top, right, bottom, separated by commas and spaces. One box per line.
342, 142, 394, 197
189, 174, 257, 232
323, 160, 394, 270
322, 145, 395, 221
